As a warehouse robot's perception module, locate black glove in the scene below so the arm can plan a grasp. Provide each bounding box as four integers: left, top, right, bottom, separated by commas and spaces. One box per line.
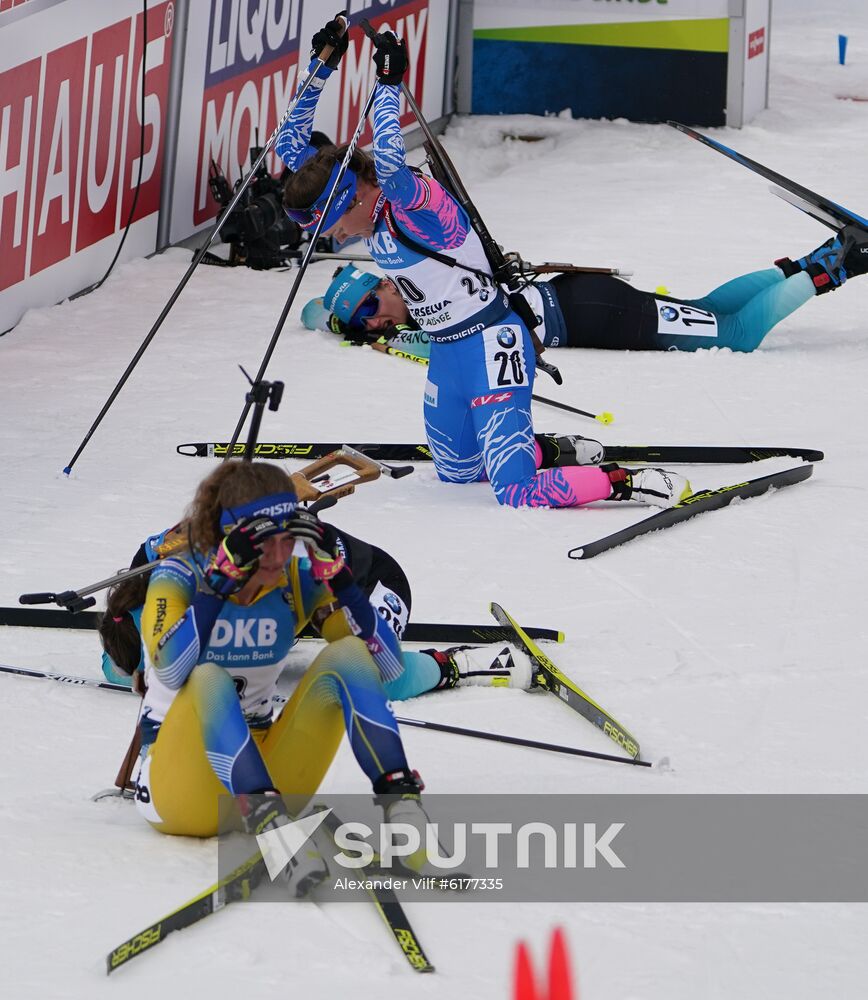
287, 511, 348, 584
372, 30, 408, 86
311, 12, 349, 70
202, 516, 281, 596
328, 313, 372, 345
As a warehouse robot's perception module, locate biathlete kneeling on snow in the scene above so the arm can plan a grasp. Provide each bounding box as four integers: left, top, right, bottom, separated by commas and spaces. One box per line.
277, 16, 691, 510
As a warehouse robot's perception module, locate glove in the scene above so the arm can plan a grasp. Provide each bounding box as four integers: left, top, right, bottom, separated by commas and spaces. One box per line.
372, 30, 408, 86
286, 510, 348, 583
328, 312, 372, 345
311, 12, 349, 70
202, 516, 281, 596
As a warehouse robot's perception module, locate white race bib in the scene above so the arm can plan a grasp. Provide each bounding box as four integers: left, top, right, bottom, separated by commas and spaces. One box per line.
655, 300, 718, 338
482, 325, 527, 388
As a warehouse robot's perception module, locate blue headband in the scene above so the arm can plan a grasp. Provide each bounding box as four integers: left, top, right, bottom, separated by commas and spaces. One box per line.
284, 161, 358, 232
323, 265, 381, 324
219, 491, 297, 534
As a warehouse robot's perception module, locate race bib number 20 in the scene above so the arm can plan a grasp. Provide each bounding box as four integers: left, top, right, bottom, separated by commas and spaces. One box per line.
656, 300, 719, 339
482, 325, 527, 388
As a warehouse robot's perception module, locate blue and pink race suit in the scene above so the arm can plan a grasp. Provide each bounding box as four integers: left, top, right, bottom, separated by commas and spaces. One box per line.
277, 67, 611, 508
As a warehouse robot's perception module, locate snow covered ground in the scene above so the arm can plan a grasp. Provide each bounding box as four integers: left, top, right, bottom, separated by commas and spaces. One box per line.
2, 2, 868, 997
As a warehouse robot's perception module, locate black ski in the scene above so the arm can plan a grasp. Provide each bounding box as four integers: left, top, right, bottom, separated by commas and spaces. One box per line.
107, 849, 266, 973
605, 445, 823, 465
177, 441, 435, 461
318, 810, 435, 973
178, 440, 823, 465
668, 121, 868, 232
0, 606, 103, 629
402, 621, 562, 643
106, 808, 434, 975
568, 463, 814, 560
0, 607, 563, 644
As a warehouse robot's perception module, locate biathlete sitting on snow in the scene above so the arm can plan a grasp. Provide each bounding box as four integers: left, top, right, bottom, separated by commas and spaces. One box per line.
276, 16, 691, 510
303, 233, 868, 356
101, 511, 536, 698
129, 459, 447, 887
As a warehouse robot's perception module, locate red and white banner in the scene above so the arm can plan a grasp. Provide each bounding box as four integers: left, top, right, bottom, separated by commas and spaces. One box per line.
1, 0, 452, 330
0, 0, 174, 329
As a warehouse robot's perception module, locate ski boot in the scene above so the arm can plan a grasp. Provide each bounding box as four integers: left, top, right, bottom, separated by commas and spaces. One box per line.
776, 224, 868, 294
237, 792, 330, 898
603, 464, 692, 508
536, 433, 605, 467
426, 643, 536, 690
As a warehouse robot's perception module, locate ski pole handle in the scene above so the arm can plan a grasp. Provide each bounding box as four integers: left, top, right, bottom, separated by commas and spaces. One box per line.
317, 12, 349, 65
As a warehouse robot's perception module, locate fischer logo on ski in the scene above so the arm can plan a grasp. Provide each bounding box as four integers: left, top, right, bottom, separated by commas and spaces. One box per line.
569, 463, 814, 560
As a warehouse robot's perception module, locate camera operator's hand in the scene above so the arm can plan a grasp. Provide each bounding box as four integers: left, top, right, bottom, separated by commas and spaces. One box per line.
287, 511, 348, 584
372, 30, 408, 87
311, 12, 349, 70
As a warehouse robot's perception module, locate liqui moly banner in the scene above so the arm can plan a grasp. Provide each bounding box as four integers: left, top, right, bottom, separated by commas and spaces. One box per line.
0, 0, 452, 330
0, 0, 175, 331
169, 0, 446, 242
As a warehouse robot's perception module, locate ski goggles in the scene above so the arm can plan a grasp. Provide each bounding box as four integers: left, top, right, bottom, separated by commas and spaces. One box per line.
219, 491, 297, 535
284, 163, 358, 232
351, 293, 380, 329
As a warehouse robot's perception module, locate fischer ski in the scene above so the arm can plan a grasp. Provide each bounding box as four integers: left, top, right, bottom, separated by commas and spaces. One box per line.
0, 609, 563, 644
604, 445, 823, 465
177, 441, 434, 461
668, 121, 868, 233
0, 661, 133, 693
107, 848, 266, 973
106, 807, 433, 975
318, 810, 435, 973
569, 463, 814, 560
489, 603, 641, 759
176, 441, 823, 466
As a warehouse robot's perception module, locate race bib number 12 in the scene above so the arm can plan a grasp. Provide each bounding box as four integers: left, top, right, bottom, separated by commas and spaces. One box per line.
655, 300, 719, 338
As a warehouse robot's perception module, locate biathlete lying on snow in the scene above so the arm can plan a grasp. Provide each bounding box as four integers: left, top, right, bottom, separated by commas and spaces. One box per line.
122, 459, 469, 887
277, 16, 691, 509
303, 233, 868, 356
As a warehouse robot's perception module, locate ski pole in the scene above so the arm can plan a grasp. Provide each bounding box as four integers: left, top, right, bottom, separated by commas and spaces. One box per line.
395, 716, 650, 767
359, 18, 567, 386
61, 27, 348, 477
371, 340, 612, 424
532, 393, 614, 425
0, 663, 648, 767
223, 78, 379, 457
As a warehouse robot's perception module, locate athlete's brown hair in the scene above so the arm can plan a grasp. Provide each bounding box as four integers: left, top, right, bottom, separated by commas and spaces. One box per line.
185, 460, 295, 552
283, 145, 378, 211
